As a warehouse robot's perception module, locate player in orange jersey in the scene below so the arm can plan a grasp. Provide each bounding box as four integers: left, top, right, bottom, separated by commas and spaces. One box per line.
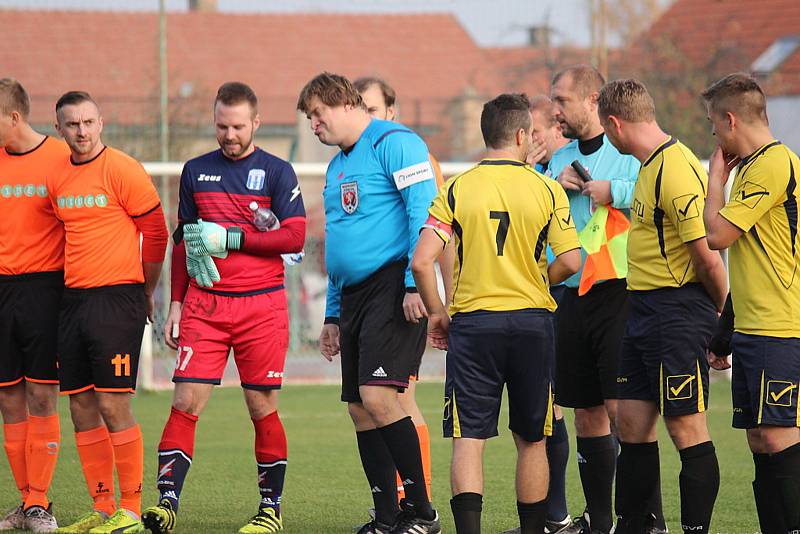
48, 91, 168, 534
0, 78, 70, 533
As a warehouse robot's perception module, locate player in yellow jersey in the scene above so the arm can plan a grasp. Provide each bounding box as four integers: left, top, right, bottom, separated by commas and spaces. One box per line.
598, 79, 728, 534
703, 73, 800, 534
412, 93, 580, 534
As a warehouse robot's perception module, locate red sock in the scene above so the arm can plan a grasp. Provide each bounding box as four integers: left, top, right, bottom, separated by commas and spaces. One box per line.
25, 415, 61, 510
76, 426, 116, 516
3, 421, 29, 502
253, 411, 287, 511
110, 425, 144, 516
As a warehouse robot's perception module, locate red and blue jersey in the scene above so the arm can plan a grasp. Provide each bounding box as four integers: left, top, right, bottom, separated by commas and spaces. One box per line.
175, 148, 305, 295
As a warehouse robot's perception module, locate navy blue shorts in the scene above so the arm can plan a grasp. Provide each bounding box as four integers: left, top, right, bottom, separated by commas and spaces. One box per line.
731, 333, 800, 429
443, 309, 555, 443
618, 284, 715, 416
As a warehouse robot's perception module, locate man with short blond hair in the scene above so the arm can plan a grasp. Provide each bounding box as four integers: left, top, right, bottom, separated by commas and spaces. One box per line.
0, 78, 70, 533
703, 72, 800, 534
599, 78, 727, 534
299, 72, 439, 534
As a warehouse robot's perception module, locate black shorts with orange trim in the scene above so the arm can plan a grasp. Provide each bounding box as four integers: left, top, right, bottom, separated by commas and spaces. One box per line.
58, 284, 146, 395
617, 283, 715, 416
731, 333, 800, 429
0, 271, 63, 386
339, 261, 426, 403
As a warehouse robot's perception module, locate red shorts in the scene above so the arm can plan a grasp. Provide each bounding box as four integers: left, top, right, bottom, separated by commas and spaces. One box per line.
174, 286, 289, 390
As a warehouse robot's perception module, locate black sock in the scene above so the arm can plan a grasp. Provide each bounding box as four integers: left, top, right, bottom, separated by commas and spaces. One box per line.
576, 434, 616, 532
770, 442, 800, 530
546, 418, 569, 522
156, 449, 192, 512
450, 492, 482, 534
678, 441, 719, 534
752, 452, 787, 534
378, 416, 434, 519
517, 500, 546, 534
356, 429, 399, 525
615, 441, 660, 534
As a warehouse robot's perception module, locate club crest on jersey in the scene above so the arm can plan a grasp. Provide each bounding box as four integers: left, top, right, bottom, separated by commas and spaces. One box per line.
247, 169, 266, 190
341, 182, 358, 214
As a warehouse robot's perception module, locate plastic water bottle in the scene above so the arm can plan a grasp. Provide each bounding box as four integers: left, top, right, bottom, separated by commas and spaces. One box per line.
249, 201, 280, 231
249, 201, 304, 265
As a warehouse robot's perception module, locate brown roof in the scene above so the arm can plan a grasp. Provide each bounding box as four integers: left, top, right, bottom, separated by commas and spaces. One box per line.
634, 0, 800, 95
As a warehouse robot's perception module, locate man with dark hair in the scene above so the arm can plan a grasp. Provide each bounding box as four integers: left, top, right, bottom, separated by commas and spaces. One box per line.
412, 92, 580, 534
49, 91, 168, 534
299, 72, 439, 534
355, 75, 455, 504
548, 65, 666, 534
703, 72, 800, 534
142, 81, 305, 534
599, 78, 727, 534
0, 78, 70, 533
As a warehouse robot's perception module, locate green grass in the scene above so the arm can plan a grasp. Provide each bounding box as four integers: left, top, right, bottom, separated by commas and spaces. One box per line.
1, 381, 757, 533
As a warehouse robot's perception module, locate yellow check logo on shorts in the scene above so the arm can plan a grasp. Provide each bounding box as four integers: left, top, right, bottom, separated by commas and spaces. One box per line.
766, 380, 797, 407
667, 374, 695, 400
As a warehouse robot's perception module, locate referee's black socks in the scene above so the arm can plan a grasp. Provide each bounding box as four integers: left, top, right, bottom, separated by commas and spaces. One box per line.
378, 416, 436, 520
678, 441, 719, 534
356, 429, 399, 526
450, 492, 481, 533
576, 434, 616, 532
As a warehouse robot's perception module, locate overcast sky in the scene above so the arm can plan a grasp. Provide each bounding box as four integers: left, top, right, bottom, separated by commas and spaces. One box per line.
0, 0, 597, 47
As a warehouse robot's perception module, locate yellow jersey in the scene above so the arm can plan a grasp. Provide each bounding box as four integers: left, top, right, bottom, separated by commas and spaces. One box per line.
426, 158, 579, 314
628, 137, 708, 290
720, 140, 800, 337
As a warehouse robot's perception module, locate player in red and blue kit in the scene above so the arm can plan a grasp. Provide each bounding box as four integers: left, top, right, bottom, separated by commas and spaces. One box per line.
142, 82, 305, 534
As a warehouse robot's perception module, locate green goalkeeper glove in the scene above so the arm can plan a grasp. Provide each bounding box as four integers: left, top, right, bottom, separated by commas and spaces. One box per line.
186, 250, 221, 288
184, 219, 243, 258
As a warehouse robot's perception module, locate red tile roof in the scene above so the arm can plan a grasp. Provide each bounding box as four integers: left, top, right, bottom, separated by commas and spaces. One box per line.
635, 0, 800, 94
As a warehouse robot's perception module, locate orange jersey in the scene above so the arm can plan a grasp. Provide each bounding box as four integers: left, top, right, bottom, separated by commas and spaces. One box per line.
47, 147, 161, 288
430, 153, 445, 188
0, 136, 70, 275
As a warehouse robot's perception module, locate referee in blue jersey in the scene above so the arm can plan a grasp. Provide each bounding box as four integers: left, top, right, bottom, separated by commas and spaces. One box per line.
548, 65, 666, 534
297, 73, 439, 534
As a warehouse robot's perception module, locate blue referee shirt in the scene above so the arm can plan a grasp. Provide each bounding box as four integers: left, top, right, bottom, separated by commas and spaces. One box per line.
548, 134, 640, 289
323, 118, 437, 320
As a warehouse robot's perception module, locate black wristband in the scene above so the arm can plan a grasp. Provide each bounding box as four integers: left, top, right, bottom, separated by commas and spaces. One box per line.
405, 287, 418, 294
324, 316, 340, 326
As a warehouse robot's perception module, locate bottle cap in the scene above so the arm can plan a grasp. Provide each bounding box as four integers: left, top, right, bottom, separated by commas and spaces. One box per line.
249, 201, 258, 211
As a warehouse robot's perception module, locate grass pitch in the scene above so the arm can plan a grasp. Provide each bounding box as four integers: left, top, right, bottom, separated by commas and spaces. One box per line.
1, 381, 757, 533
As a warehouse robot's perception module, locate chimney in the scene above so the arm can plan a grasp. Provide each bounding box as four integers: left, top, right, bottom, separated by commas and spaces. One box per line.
528, 25, 551, 48
189, 0, 217, 12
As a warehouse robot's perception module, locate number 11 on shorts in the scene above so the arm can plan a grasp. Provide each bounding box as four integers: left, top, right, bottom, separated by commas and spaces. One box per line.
112, 353, 131, 377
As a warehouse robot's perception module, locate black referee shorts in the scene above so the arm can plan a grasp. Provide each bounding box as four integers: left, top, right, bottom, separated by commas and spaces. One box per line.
555, 278, 628, 408
339, 261, 426, 403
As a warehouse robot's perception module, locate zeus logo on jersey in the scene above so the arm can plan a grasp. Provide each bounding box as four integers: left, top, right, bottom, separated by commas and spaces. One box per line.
247, 169, 266, 190
197, 174, 221, 182
57, 194, 108, 209
392, 161, 435, 190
